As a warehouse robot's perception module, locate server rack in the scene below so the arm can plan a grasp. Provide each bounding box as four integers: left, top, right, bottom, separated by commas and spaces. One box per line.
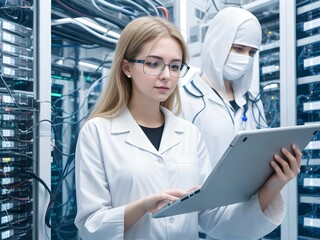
296, 1, 320, 239
0, 6, 34, 240
0, 1, 52, 239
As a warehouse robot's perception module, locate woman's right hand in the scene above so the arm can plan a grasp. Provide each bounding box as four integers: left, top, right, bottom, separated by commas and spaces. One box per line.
142, 189, 188, 213
125, 187, 199, 231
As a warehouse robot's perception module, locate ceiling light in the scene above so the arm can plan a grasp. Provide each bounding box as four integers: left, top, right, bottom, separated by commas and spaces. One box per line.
52, 17, 120, 39
75, 18, 120, 39
79, 61, 99, 69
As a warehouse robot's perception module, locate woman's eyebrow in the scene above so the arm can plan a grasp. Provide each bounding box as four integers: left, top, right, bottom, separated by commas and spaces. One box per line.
146, 55, 162, 59
146, 55, 182, 62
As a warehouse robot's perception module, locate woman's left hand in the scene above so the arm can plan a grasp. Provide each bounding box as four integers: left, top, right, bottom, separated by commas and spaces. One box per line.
264, 144, 302, 193
258, 144, 301, 211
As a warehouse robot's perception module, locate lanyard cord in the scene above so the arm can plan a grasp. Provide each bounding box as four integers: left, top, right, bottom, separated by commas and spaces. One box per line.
211, 88, 250, 125
211, 88, 235, 125
183, 81, 206, 123
183, 80, 249, 125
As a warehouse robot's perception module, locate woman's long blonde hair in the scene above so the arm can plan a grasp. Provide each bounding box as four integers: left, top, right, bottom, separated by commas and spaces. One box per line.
86, 16, 189, 121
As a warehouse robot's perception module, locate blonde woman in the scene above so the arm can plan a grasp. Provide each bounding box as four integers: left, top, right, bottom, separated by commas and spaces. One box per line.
74, 16, 301, 240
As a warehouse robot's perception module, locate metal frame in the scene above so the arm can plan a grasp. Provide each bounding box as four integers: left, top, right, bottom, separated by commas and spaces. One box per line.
33, 1, 52, 239
279, 0, 297, 239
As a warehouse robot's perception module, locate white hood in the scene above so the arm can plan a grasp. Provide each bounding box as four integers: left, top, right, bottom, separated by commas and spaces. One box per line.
201, 7, 262, 106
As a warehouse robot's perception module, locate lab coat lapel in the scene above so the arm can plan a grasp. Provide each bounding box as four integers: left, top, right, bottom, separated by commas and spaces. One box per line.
126, 124, 159, 155
192, 75, 225, 107
111, 107, 184, 155
111, 108, 160, 155
158, 107, 184, 154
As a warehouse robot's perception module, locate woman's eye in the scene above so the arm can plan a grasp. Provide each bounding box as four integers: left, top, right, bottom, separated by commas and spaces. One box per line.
170, 64, 181, 72
145, 61, 160, 68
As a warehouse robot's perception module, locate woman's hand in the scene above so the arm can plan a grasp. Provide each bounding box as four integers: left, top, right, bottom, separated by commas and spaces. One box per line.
125, 187, 198, 231
265, 144, 302, 192
258, 144, 301, 211
142, 186, 200, 213
142, 189, 188, 213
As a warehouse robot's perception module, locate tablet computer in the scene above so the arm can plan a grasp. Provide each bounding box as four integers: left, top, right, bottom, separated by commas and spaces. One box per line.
152, 124, 320, 218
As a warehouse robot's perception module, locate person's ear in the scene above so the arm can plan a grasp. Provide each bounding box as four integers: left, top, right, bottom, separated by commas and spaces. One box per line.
122, 59, 132, 78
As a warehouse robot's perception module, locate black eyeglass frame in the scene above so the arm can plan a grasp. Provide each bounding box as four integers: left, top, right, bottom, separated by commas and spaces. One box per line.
128, 59, 190, 78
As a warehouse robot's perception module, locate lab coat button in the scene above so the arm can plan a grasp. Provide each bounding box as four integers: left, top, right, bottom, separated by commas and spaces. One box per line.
157, 158, 163, 163
169, 217, 174, 223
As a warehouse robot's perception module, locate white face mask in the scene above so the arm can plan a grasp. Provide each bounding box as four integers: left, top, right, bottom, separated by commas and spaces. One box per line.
222, 52, 253, 81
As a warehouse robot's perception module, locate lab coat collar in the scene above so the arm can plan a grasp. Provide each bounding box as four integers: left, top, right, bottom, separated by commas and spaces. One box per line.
159, 107, 185, 154
192, 73, 247, 108
111, 107, 185, 155
191, 74, 230, 107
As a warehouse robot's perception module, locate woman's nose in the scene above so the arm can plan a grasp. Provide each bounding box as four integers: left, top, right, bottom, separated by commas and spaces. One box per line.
159, 65, 171, 78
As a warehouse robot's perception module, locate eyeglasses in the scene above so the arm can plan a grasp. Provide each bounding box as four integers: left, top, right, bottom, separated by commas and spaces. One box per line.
128, 57, 190, 78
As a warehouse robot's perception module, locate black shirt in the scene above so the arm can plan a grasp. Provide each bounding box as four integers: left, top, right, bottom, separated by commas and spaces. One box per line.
139, 124, 165, 150
229, 100, 240, 112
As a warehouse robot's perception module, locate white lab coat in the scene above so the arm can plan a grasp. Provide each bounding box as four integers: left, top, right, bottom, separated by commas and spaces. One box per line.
75, 106, 283, 240
180, 74, 267, 168
180, 74, 284, 239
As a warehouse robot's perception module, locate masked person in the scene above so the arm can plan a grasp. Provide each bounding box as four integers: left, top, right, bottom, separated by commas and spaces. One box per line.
181, 7, 268, 170
180, 7, 301, 239
74, 15, 301, 240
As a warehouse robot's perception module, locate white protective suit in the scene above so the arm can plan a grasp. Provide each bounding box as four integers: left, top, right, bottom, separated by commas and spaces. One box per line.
180, 7, 283, 239
75, 107, 283, 240
181, 7, 268, 169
